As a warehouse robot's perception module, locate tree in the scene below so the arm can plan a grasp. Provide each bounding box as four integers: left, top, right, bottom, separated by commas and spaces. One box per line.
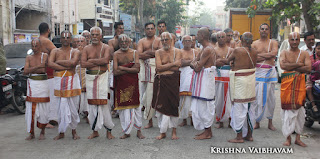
224, 0, 252, 11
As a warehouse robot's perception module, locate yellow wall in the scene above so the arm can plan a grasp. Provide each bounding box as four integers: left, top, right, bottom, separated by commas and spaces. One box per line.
231, 14, 270, 40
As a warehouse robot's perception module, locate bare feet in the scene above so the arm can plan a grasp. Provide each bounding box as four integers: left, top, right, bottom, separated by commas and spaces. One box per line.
46, 123, 55, 128
215, 122, 223, 129
144, 123, 153, 129
244, 136, 253, 141
72, 134, 80, 140
156, 133, 166, 140
88, 131, 99, 139
283, 136, 291, 146
171, 128, 179, 140
25, 134, 35, 140
196, 131, 205, 136
179, 119, 187, 127
137, 130, 145, 139
228, 138, 244, 143
254, 122, 260, 129
53, 133, 64, 140
194, 133, 212, 140
268, 125, 277, 131
107, 131, 115, 140
39, 133, 45, 140
295, 140, 307, 147
120, 134, 130, 139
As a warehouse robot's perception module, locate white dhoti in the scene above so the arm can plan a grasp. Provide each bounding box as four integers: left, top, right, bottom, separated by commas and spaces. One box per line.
190, 67, 216, 130
139, 58, 156, 120
229, 68, 256, 136
179, 66, 193, 119
86, 71, 114, 131
76, 65, 88, 115
54, 71, 81, 133
156, 112, 179, 133
78, 92, 88, 115
215, 65, 231, 122
230, 102, 255, 137
119, 107, 143, 134
48, 78, 58, 121
253, 64, 277, 122
25, 74, 50, 133
281, 107, 305, 137
108, 62, 114, 109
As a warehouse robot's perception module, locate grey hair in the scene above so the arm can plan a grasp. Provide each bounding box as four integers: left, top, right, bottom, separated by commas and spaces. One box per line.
81, 30, 90, 35
118, 34, 130, 42
224, 28, 233, 33
90, 27, 102, 35
161, 32, 172, 39
182, 35, 191, 42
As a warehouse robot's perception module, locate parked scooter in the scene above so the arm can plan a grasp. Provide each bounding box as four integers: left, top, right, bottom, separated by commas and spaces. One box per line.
305, 71, 320, 127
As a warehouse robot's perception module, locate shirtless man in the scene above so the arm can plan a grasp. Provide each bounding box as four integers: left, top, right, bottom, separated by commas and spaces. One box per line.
214, 31, 234, 129
108, 22, 124, 53
157, 20, 167, 37
252, 23, 278, 131
81, 30, 91, 45
227, 32, 257, 143
153, 32, 182, 140
38, 23, 57, 129
48, 30, 81, 140
137, 22, 162, 129
224, 28, 236, 48
81, 27, 115, 140
113, 34, 145, 139
189, 27, 216, 140
210, 33, 217, 47
279, 32, 310, 147
24, 38, 50, 140
190, 34, 201, 52
178, 35, 199, 127
233, 31, 241, 47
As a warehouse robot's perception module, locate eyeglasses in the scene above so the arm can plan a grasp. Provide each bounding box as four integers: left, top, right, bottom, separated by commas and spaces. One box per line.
217, 36, 225, 39
161, 39, 170, 42
260, 28, 269, 31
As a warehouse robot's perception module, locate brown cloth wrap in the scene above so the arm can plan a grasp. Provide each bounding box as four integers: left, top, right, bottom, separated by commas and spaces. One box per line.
114, 63, 140, 110
152, 71, 180, 117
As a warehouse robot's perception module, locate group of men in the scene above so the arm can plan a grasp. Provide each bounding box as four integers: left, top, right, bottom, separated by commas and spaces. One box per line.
23, 21, 310, 147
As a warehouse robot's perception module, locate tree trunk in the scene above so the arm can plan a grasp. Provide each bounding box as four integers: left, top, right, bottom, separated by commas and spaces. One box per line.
138, 0, 144, 33
301, 0, 314, 32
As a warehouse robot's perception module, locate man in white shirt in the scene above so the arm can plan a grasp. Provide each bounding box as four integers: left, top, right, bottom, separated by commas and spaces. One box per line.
300, 31, 315, 56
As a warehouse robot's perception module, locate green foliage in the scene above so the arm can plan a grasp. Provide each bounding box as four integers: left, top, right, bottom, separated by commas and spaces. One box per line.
159, 0, 187, 33
224, 0, 252, 11
119, 0, 155, 17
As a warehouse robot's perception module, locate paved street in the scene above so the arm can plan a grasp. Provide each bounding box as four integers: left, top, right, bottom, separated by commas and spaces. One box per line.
0, 84, 319, 159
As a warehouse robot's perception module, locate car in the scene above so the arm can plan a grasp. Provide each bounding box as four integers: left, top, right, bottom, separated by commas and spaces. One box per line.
276, 38, 320, 82
4, 42, 30, 69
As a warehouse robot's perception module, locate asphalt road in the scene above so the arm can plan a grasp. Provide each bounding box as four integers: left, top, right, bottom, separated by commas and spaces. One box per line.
0, 84, 319, 159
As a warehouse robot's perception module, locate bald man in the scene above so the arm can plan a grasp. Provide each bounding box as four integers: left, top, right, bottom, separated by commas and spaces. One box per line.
279, 32, 311, 147
189, 27, 216, 140
113, 34, 145, 139
214, 31, 234, 129
24, 38, 50, 140
152, 32, 182, 140
137, 22, 162, 129
178, 35, 199, 127
227, 32, 257, 143
251, 23, 278, 131
48, 30, 81, 140
81, 27, 115, 140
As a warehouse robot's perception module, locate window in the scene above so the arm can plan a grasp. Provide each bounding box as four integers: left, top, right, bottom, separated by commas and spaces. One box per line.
65, 24, 70, 31
55, 23, 60, 36
104, 0, 109, 5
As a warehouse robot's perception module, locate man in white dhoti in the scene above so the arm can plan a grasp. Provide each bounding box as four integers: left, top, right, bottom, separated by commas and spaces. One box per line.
24, 38, 50, 140
113, 34, 145, 139
137, 22, 162, 129
227, 32, 257, 143
48, 31, 81, 140
178, 35, 199, 127
152, 32, 182, 140
252, 23, 278, 131
279, 32, 311, 147
214, 31, 234, 129
189, 28, 217, 140
81, 27, 115, 140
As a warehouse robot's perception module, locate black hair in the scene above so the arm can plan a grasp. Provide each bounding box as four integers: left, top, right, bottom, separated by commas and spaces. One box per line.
259, 23, 270, 29
190, 34, 195, 37
144, 22, 155, 28
304, 31, 315, 39
61, 30, 73, 37
114, 22, 124, 29
157, 20, 166, 26
224, 28, 233, 33
211, 33, 217, 43
39, 22, 49, 34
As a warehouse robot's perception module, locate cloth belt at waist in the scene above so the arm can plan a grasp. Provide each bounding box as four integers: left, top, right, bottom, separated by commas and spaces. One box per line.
29, 74, 48, 80
86, 70, 107, 75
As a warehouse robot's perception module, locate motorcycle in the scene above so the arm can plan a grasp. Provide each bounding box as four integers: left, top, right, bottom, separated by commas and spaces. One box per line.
305, 71, 320, 127
0, 67, 27, 114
